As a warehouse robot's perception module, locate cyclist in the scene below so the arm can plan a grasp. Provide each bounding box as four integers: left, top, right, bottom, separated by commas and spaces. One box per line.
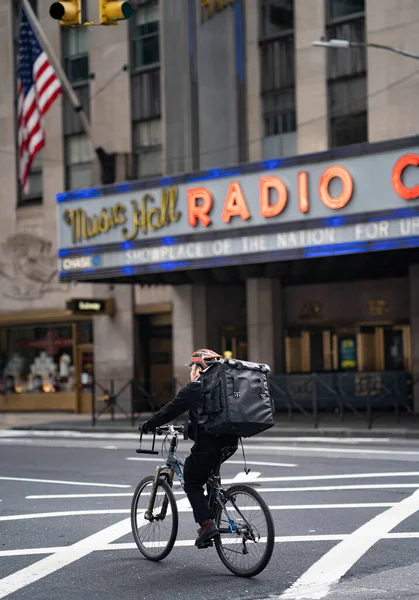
139, 349, 239, 548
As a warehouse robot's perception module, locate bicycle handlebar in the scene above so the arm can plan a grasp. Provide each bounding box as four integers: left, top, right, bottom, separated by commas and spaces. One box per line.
135, 423, 185, 455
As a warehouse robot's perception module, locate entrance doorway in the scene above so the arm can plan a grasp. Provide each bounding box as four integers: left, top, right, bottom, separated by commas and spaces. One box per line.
221, 327, 248, 360
136, 311, 173, 406
285, 325, 411, 373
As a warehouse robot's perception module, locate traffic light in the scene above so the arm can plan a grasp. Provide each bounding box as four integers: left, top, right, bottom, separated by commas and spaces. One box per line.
49, 1, 81, 26
99, 1, 133, 25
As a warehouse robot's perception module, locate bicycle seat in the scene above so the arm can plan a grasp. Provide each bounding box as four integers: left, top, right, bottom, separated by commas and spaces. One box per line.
220, 445, 238, 463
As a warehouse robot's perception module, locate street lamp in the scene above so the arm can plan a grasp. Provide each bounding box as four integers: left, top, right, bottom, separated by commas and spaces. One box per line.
312, 38, 419, 61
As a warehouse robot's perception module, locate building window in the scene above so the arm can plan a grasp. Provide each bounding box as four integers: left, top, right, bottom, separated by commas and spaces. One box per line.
62, 28, 92, 190
131, 1, 162, 178
260, 1, 296, 158
65, 134, 92, 190
261, 0, 294, 36
132, 1, 159, 68
326, 0, 365, 20
326, 0, 367, 148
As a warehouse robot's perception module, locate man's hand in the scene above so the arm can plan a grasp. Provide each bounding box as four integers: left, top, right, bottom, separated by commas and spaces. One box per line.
139, 421, 151, 435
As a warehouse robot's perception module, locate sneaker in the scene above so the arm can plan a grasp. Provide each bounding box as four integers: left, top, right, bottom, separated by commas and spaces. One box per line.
195, 519, 219, 547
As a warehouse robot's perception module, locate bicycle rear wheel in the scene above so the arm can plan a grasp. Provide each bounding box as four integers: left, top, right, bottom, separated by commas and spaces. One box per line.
131, 475, 178, 561
214, 484, 275, 578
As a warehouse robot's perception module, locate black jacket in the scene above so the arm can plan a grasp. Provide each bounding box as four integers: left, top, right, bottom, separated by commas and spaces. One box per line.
147, 381, 202, 440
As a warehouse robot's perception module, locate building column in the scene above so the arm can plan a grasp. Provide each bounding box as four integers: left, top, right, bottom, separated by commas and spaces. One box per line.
295, 0, 328, 154
93, 285, 135, 395
409, 265, 419, 413
172, 285, 207, 388
247, 279, 283, 371
244, 0, 262, 163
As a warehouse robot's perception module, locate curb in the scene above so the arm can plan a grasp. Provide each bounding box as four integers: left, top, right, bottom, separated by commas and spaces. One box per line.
8, 424, 419, 439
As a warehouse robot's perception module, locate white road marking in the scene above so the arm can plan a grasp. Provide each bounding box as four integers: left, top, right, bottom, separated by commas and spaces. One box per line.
0, 510, 131, 522
0, 493, 188, 598
258, 483, 419, 492
234, 470, 419, 483
230, 471, 261, 482
243, 445, 419, 456
26, 482, 419, 500
0, 548, 64, 557
4, 502, 394, 522
0, 430, 397, 444
26, 493, 134, 499
0, 476, 131, 488
3, 530, 419, 559
126, 457, 298, 468
280, 488, 419, 600
0, 517, 132, 600
166, 470, 419, 486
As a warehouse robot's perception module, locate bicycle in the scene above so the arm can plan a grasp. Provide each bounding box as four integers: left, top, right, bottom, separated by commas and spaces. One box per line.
130, 424, 275, 578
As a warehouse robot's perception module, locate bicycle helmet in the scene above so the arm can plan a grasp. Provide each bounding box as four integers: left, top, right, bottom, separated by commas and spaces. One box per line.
187, 349, 222, 369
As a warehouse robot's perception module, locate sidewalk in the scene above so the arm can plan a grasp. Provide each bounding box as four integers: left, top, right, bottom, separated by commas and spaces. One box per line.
2, 410, 419, 438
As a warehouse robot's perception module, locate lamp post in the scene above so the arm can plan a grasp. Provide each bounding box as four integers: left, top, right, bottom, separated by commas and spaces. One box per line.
312, 38, 419, 61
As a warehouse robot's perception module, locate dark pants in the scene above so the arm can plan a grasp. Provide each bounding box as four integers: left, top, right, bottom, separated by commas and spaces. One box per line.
183, 434, 238, 524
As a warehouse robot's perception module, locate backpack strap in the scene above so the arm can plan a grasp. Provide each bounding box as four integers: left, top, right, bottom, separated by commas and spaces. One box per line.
240, 437, 250, 475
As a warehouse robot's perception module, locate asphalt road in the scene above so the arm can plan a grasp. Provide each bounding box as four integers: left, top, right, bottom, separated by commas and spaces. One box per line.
2, 431, 419, 599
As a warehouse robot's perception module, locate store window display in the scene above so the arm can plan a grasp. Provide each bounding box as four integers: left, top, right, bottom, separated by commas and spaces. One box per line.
0, 323, 91, 395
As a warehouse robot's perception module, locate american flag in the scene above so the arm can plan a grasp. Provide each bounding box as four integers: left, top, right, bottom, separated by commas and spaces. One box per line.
18, 9, 62, 193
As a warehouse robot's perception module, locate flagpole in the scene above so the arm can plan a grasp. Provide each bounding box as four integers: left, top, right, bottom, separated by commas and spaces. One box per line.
20, 0, 95, 148
20, 0, 117, 185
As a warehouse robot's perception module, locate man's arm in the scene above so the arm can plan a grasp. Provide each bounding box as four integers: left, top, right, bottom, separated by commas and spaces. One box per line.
146, 381, 199, 429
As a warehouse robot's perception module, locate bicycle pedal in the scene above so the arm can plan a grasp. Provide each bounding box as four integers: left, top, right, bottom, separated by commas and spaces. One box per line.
197, 539, 214, 549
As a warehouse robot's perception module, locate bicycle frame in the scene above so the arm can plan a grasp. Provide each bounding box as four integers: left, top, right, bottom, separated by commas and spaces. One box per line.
142, 425, 247, 535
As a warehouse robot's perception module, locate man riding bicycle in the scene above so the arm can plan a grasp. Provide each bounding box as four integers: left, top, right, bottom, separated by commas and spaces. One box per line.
139, 349, 239, 548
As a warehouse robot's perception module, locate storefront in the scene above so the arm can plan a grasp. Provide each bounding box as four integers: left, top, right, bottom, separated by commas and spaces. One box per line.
56, 135, 419, 410
0, 310, 94, 413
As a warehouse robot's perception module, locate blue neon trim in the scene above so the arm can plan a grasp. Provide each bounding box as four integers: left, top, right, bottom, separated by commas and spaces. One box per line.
120, 241, 134, 251
58, 249, 69, 257
264, 159, 282, 170
121, 265, 135, 275
326, 216, 345, 227
152, 261, 190, 271
186, 169, 242, 184
55, 135, 419, 204
303, 235, 419, 258
161, 236, 176, 246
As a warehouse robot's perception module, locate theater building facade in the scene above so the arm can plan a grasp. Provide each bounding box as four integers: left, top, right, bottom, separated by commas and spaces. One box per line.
56, 136, 419, 411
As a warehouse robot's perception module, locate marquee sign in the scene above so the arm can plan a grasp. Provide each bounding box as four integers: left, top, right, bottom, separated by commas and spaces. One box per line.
56, 141, 419, 280
59, 214, 419, 277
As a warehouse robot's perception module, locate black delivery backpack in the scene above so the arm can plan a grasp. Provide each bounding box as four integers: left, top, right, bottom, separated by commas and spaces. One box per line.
198, 359, 275, 438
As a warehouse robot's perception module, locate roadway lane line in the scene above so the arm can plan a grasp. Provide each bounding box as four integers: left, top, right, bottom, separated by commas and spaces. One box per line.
3, 531, 419, 559
0, 494, 187, 598
169, 470, 419, 486
226, 470, 419, 482
0, 476, 131, 488
258, 484, 419, 492
0, 431, 395, 443
2, 502, 396, 522
126, 457, 298, 467
26, 493, 134, 499
231, 471, 261, 482
0, 510, 131, 521
279, 488, 419, 599
0, 548, 64, 557
25, 482, 419, 499
243, 445, 419, 456
0, 517, 133, 600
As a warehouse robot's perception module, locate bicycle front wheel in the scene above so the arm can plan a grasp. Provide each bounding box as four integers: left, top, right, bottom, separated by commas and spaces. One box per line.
214, 484, 275, 578
131, 475, 178, 561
